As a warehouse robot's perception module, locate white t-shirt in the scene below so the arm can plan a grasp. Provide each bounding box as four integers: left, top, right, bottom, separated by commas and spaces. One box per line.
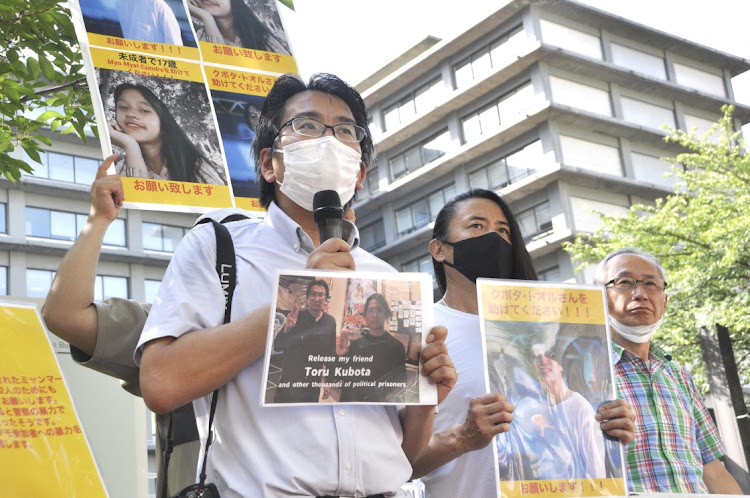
420, 304, 499, 498
116, 0, 183, 45
136, 203, 410, 498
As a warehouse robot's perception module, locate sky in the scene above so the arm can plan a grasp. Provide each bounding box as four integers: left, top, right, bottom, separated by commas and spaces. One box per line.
277, 0, 750, 105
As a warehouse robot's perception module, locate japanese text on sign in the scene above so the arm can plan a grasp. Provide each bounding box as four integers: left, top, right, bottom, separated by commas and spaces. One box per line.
480, 285, 605, 324
208, 68, 276, 96
122, 178, 232, 208
501, 477, 627, 498
87, 33, 200, 61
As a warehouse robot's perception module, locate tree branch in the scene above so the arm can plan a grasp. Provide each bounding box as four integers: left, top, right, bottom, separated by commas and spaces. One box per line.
19, 77, 88, 104
640, 226, 712, 251
0, 7, 57, 24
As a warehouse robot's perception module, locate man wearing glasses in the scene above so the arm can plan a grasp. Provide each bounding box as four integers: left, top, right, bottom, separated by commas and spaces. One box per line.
594, 248, 741, 494
137, 73, 456, 497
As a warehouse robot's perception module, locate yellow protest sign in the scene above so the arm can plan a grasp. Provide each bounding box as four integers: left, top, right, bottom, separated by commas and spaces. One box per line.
479, 283, 606, 324
1, 303, 106, 497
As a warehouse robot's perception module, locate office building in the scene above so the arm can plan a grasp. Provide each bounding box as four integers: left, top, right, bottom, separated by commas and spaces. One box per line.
353, 0, 750, 286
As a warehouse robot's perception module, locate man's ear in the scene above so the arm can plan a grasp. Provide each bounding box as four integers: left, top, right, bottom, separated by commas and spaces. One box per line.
429, 238, 446, 263
355, 161, 366, 190
260, 147, 276, 183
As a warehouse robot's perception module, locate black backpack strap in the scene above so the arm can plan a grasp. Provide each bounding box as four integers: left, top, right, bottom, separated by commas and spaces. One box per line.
160, 413, 174, 498
196, 218, 236, 489
202, 218, 237, 323
162, 215, 242, 498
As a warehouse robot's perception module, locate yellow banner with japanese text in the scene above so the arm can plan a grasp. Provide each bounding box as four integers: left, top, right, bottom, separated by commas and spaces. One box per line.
122, 177, 232, 208
479, 284, 606, 324
199, 42, 298, 73
87, 33, 200, 61
1, 303, 106, 497
500, 477, 627, 498
90, 46, 205, 82
206, 68, 278, 96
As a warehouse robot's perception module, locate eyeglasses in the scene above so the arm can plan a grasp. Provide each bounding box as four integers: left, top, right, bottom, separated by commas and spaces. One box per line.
275, 117, 366, 143
604, 277, 667, 293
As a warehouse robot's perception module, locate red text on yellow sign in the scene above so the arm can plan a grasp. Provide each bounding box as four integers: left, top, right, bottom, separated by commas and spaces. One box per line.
87, 33, 200, 61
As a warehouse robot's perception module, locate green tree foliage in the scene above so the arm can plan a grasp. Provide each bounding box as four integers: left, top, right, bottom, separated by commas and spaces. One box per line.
0, 0, 95, 182
565, 106, 750, 390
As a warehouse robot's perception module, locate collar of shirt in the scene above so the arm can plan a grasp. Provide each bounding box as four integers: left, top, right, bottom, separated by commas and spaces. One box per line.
611, 341, 672, 371
264, 202, 360, 254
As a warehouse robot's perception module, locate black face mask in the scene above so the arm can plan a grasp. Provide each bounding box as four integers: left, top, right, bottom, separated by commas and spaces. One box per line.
443, 232, 515, 282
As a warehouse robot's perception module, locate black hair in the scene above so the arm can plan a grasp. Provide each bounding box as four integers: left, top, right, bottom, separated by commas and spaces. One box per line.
431, 188, 538, 294
364, 293, 391, 316
229, 0, 273, 51
252, 73, 375, 208
306, 279, 329, 299
113, 83, 209, 184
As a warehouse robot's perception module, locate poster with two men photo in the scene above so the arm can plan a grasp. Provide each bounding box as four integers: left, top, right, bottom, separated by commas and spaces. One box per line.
68, 0, 296, 212
262, 270, 437, 406
477, 279, 627, 497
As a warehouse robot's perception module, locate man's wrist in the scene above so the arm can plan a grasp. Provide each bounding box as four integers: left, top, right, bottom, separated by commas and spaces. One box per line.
85, 215, 113, 232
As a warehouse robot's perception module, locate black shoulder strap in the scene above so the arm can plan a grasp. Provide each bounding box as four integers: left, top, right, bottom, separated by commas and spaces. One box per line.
204, 219, 237, 323
161, 216, 241, 498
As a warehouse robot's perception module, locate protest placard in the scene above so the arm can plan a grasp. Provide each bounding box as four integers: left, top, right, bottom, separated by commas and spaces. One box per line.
1, 302, 106, 497
68, 0, 296, 212
477, 279, 627, 498
262, 270, 436, 406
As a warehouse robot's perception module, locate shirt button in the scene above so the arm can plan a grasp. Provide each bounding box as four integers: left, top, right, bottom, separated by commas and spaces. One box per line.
339, 409, 345, 416
293, 242, 300, 250
345, 463, 352, 471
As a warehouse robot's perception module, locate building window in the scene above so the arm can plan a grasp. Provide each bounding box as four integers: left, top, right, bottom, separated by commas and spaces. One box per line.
26, 269, 55, 298
142, 223, 189, 252
673, 63, 726, 97
560, 135, 622, 177
401, 254, 435, 279
611, 43, 666, 80
25, 207, 126, 246
538, 266, 561, 282
461, 83, 535, 143
631, 152, 677, 189
539, 19, 602, 60
383, 77, 445, 131
683, 113, 722, 142
549, 76, 611, 117
94, 275, 129, 300
621, 96, 675, 130
395, 184, 456, 236
518, 202, 552, 242
0, 266, 7, 295
26, 269, 127, 300
453, 25, 524, 89
388, 129, 451, 181
18, 150, 100, 185
570, 196, 629, 233
364, 167, 380, 197
468, 140, 543, 190
144, 279, 162, 304
0, 203, 6, 234
360, 219, 386, 251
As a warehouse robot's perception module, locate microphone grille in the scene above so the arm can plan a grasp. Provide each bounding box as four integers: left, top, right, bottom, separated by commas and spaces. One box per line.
313, 190, 342, 211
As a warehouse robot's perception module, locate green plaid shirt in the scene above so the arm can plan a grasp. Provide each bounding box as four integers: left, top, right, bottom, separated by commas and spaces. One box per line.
611, 342, 725, 493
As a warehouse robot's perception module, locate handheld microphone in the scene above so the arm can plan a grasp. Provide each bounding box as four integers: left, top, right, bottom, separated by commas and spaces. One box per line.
313, 190, 344, 243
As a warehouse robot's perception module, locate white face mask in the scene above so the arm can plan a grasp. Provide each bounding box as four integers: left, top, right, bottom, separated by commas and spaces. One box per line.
275, 135, 362, 211
608, 316, 663, 344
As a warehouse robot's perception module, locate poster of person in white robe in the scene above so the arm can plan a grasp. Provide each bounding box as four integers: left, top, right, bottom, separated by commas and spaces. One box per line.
477, 279, 627, 498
